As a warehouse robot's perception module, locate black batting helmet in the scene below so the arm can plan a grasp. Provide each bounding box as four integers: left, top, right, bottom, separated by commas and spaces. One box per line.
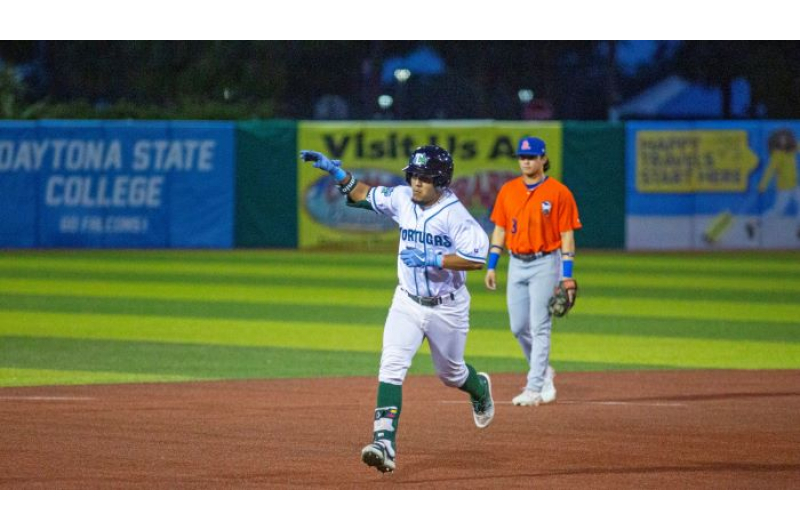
403, 145, 454, 188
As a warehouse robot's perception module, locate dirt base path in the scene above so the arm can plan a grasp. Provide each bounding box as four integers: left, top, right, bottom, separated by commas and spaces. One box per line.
1, 370, 798, 489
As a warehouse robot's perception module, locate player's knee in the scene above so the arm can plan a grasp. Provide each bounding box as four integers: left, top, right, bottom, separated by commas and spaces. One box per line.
437, 367, 468, 388
378, 358, 408, 385
510, 323, 529, 339
378, 370, 405, 385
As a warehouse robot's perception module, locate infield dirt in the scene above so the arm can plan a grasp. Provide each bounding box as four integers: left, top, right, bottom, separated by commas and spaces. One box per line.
1, 370, 798, 489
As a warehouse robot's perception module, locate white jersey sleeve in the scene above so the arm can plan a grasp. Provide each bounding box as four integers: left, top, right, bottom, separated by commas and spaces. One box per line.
451, 210, 490, 264
367, 185, 412, 222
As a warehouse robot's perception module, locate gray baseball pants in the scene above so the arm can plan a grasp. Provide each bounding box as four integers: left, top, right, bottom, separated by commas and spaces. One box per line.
506, 253, 560, 392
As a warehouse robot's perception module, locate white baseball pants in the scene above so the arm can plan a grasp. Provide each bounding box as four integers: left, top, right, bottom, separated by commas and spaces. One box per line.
378, 285, 471, 388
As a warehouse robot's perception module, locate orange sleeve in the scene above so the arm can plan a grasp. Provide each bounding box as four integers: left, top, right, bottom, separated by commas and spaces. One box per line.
557, 187, 582, 232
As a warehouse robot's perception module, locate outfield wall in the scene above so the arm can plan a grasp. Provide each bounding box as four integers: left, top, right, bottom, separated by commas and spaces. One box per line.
292, 120, 624, 250
234, 120, 297, 248
0, 120, 235, 248
626, 121, 800, 250
3, 120, 798, 250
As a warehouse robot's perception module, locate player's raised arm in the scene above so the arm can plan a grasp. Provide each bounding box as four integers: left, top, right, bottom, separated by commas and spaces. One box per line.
299, 150, 371, 202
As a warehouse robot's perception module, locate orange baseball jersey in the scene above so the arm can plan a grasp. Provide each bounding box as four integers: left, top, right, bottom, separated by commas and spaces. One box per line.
490, 176, 581, 254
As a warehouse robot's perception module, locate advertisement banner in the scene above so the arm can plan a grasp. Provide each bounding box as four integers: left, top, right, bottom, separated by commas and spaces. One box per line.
0, 121, 234, 248
626, 121, 800, 249
297, 121, 563, 248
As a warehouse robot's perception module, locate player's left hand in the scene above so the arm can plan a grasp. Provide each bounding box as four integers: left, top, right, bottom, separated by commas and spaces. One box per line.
548, 278, 578, 317
484, 269, 497, 290
561, 278, 577, 306
400, 248, 443, 268
299, 150, 346, 181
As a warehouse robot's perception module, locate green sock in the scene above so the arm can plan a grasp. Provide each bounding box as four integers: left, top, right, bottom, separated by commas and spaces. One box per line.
459, 364, 487, 402
373, 382, 402, 451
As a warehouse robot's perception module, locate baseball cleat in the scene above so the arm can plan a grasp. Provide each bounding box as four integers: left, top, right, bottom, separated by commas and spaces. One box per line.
361, 442, 396, 474
541, 365, 557, 404
472, 372, 495, 429
512, 389, 544, 406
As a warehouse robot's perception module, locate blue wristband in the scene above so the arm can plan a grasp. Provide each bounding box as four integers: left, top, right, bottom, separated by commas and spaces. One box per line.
562, 259, 574, 278
488, 253, 500, 270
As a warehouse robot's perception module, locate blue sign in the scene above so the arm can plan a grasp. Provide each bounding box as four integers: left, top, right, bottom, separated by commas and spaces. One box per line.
0, 120, 235, 248
626, 121, 800, 249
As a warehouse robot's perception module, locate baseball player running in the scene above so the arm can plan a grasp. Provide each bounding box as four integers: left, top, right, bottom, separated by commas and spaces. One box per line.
484, 136, 581, 406
300, 145, 494, 474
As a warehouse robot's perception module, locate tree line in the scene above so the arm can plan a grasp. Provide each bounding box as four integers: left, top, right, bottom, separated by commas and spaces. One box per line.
1, 41, 799, 120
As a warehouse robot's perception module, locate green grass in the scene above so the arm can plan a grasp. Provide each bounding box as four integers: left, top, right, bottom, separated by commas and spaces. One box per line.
0, 249, 798, 387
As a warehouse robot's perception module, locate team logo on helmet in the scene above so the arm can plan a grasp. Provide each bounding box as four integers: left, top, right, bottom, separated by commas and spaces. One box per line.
403, 145, 454, 189
412, 153, 429, 166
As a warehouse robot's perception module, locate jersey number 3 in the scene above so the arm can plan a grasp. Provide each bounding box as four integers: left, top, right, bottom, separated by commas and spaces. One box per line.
511, 218, 518, 234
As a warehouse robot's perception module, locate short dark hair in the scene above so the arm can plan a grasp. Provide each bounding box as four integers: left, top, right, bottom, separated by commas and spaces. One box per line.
520, 154, 550, 172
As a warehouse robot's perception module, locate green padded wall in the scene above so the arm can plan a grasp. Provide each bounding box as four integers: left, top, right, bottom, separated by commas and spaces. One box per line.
563, 122, 626, 249
235, 120, 298, 248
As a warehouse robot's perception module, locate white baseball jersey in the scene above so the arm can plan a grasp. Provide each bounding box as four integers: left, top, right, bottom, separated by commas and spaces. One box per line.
368, 185, 489, 297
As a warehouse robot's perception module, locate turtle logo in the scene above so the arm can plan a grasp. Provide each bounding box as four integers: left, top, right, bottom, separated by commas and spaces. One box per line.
412, 153, 429, 166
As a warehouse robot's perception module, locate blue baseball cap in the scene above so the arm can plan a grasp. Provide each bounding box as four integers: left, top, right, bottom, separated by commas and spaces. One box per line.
517, 136, 546, 156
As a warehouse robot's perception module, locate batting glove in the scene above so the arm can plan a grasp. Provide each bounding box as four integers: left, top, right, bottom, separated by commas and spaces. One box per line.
400, 248, 443, 268
299, 150, 346, 182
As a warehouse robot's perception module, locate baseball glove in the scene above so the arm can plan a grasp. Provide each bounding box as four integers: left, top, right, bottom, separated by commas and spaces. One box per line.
548, 279, 578, 318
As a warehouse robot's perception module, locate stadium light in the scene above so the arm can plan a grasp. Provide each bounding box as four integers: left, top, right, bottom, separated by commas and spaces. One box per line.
394, 69, 411, 83
378, 95, 394, 110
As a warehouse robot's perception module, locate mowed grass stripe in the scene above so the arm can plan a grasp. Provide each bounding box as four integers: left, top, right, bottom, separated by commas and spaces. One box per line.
588, 264, 800, 280
0, 278, 395, 308
2, 252, 798, 285
2, 310, 799, 370
579, 272, 800, 292
572, 286, 789, 304
0, 337, 386, 382
551, 333, 800, 369
0, 267, 400, 291
2, 290, 798, 325
2, 277, 798, 321
1, 293, 798, 343
0, 337, 666, 387
585, 253, 800, 273
3, 249, 798, 274
0, 367, 194, 387
1, 309, 386, 353
572, 296, 800, 323
0, 255, 398, 281
0, 249, 400, 267
0, 275, 793, 306
1, 266, 797, 301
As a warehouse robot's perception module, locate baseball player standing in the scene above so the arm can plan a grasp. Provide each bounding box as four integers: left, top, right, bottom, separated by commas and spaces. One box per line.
300, 145, 494, 474
484, 136, 581, 406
